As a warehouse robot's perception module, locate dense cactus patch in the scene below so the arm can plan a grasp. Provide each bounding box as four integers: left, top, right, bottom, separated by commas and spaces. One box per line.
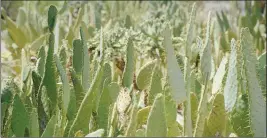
1, 1, 266, 137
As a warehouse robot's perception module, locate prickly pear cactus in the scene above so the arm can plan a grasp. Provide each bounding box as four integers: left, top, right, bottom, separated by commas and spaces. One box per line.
190, 92, 198, 130
146, 93, 167, 137
11, 94, 29, 137
47, 5, 57, 32
136, 106, 151, 128
1, 2, 266, 138
164, 91, 177, 130
240, 28, 266, 137
80, 27, 90, 92
94, 62, 112, 112
224, 39, 238, 112
136, 60, 156, 90
72, 39, 84, 76
37, 46, 46, 78
212, 56, 228, 95
231, 94, 253, 137
59, 45, 67, 69
163, 26, 186, 104
205, 93, 226, 137
96, 78, 112, 136
68, 59, 104, 136
41, 33, 58, 111
147, 64, 163, 105
29, 108, 39, 137
167, 121, 182, 137
41, 115, 57, 137
257, 52, 266, 98
108, 82, 120, 103
108, 103, 119, 137
125, 104, 138, 136
70, 69, 84, 108
194, 11, 212, 137
66, 88, 77, 121
199, 11, 212, 82
122, 38, 135, 88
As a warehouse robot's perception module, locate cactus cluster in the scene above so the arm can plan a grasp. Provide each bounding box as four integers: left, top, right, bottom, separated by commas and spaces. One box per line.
1, 1, 266, 137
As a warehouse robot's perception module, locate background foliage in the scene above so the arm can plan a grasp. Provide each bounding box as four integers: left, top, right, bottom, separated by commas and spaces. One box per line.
1, 1, 266, 137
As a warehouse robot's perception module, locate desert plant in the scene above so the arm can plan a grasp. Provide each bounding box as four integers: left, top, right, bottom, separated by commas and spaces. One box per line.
1, 1, 266, 137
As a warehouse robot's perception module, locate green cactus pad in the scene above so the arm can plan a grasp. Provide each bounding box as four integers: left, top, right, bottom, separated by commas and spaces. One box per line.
136, 60, 156, 90
212, 56, 228, 95
70, 69, 84, 108
11, 94, 29, 137
37, 46, 46, 78
41, 115, 57, 137
68, 61, 104, 136
200, 11, 212, 82
224, 39, 238, 112
190, 92, 198, 130
163, 27, 186, 104
146, 93, 167, 137
59, 46, 67, 69
164, 93, 177, 129
148, 65, 163, 105
94, 63, 112, 112
72, 39, 84, 75
241, 28, 266, 137
80, 26, 90, 92
125, 104, 138, 136
55, 54, 70, 114
29, 108, 39, 137
137, 106, 151, 128
231, 94, 253, 137
206, 93, 226, 136
122, 38, 135, 88
257, 52, 266, 97
66, 88, 77, 121
96, 78, 112, 136
167, 121, 182, 137
108, 82, 120, 103
48, 5, 58, 32
42, 33, 58, 110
